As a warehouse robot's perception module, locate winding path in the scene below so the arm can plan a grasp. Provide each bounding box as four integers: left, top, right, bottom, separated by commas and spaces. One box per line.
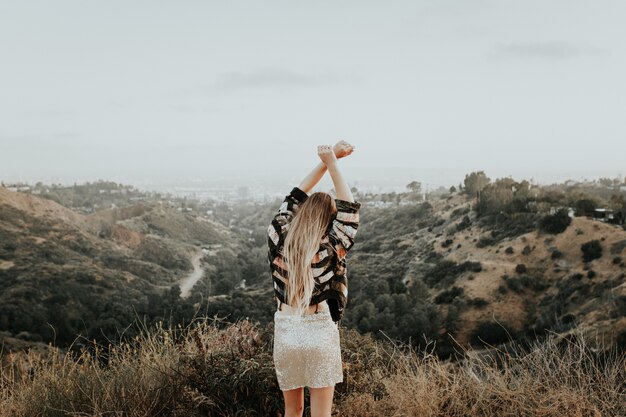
179, 250, 205, 298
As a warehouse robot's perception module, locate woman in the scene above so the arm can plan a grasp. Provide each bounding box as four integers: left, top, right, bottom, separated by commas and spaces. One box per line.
267, 141, 362, 417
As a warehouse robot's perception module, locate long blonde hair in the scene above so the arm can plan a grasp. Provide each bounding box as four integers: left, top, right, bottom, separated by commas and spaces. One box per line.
283, 192, 337, 316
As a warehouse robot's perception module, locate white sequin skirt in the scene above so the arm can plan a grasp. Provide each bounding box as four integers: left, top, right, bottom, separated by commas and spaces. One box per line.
273, 308, 343, 390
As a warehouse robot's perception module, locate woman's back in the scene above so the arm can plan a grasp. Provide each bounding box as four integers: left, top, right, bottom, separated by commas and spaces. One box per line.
267, 186, 362, 322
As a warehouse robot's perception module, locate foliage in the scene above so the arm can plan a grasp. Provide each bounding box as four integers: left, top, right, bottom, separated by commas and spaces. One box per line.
463, 171, 491, 198
581, 240, 603, 263
434, 287, 464, 304
470, 320, 516, 347
477, 212, 540, 243
575, 199, 598, 217
423, 259, 482, 288
551, 249, 563, 260
539, 209, 572, 234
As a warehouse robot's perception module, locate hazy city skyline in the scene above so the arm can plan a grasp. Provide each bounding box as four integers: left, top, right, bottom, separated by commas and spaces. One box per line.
1, 1, 625, 192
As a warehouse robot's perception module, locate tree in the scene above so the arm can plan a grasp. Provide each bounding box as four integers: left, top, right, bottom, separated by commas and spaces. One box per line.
406, 181, 422, 194
475, 178, 514, 216
463, 171, 490, 199
609, 195, 626, 212
575, 199, 597, 217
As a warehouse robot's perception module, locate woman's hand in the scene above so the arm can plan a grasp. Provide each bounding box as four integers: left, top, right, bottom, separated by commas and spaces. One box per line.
318, 145, 338, 166
333, 140, 355, 159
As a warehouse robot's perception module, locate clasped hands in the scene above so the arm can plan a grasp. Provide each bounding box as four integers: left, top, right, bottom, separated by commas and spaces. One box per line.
318, 140, 355, 166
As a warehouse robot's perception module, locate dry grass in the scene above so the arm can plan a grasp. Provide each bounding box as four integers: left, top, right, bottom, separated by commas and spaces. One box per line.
354, 330, 625, 417
1, 319, 624, 417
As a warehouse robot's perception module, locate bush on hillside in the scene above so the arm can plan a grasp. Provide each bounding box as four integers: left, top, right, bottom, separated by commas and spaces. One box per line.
434, 286, 464, 304
468, 297, 489, 308
469, 320, 515, 347
424, 260, 482, 288
539, 209, 572, 234
581, 240, 603, 263
551, 249, 563, 260
476, 233, 496, 248
456, 215, 471, 232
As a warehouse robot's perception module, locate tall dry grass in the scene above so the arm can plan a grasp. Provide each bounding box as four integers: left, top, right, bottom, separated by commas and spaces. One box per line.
1, 317, 624, 417
342, 330, 625, 417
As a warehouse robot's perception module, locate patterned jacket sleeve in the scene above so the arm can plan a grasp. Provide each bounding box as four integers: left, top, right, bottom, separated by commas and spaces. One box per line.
267, 186, 309, 260
329, 198, 362, 260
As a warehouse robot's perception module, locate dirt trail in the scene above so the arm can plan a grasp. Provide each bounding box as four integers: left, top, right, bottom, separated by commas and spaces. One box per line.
179, 250, 204, 298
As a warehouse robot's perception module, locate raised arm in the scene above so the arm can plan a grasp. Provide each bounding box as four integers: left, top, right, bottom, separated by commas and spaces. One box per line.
268, 141, 355, 260
318, 144, 361, 258
317, 145, 354, 202
299, 140, 355, 193
298, 161, 327, 194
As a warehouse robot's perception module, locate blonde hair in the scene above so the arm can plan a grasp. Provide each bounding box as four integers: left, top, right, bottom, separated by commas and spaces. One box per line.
283, 192, 337, 316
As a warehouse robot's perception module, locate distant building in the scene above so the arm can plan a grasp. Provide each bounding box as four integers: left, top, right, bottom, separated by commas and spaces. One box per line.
593, 208, 624, 225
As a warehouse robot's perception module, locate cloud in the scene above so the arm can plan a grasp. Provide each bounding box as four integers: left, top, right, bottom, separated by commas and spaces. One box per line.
489, 41, 608, 60
194, 68, 361, 95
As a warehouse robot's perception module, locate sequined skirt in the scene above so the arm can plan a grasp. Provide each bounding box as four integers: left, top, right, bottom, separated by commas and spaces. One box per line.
272, 309, 343, 390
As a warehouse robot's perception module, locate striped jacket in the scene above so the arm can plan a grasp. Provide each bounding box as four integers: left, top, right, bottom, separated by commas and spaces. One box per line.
267, 186, 362, 322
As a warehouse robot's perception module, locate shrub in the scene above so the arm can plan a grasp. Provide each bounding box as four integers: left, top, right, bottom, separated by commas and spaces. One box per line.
425, 260, 482, 287
469, 297, 489, 308
503, 275, 524, 294
460, 261, 483, 273
520, 274, 549, 291
539, 209, 572, 234
551, 249, 563, 260
505, 246, 514, 254
476, 234, 496, 248
581, 240, 603, 263
441, 239, 454, 248
434, 286, 464, 304
515, 264, 527, 274
610, 239, 626, 255
503, 273, 547, 293
456, 215, 471, 232
469, 321, 515, 347
613, 256, 622, 265
450, 206, 469, 219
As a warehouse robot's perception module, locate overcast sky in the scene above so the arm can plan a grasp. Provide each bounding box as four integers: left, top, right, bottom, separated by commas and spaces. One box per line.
1, 0, 625, 191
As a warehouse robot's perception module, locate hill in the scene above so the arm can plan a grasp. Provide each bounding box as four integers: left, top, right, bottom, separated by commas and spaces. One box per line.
2, 177, 626, 359
416, 192, 626, 349
0, 186, 233, 346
